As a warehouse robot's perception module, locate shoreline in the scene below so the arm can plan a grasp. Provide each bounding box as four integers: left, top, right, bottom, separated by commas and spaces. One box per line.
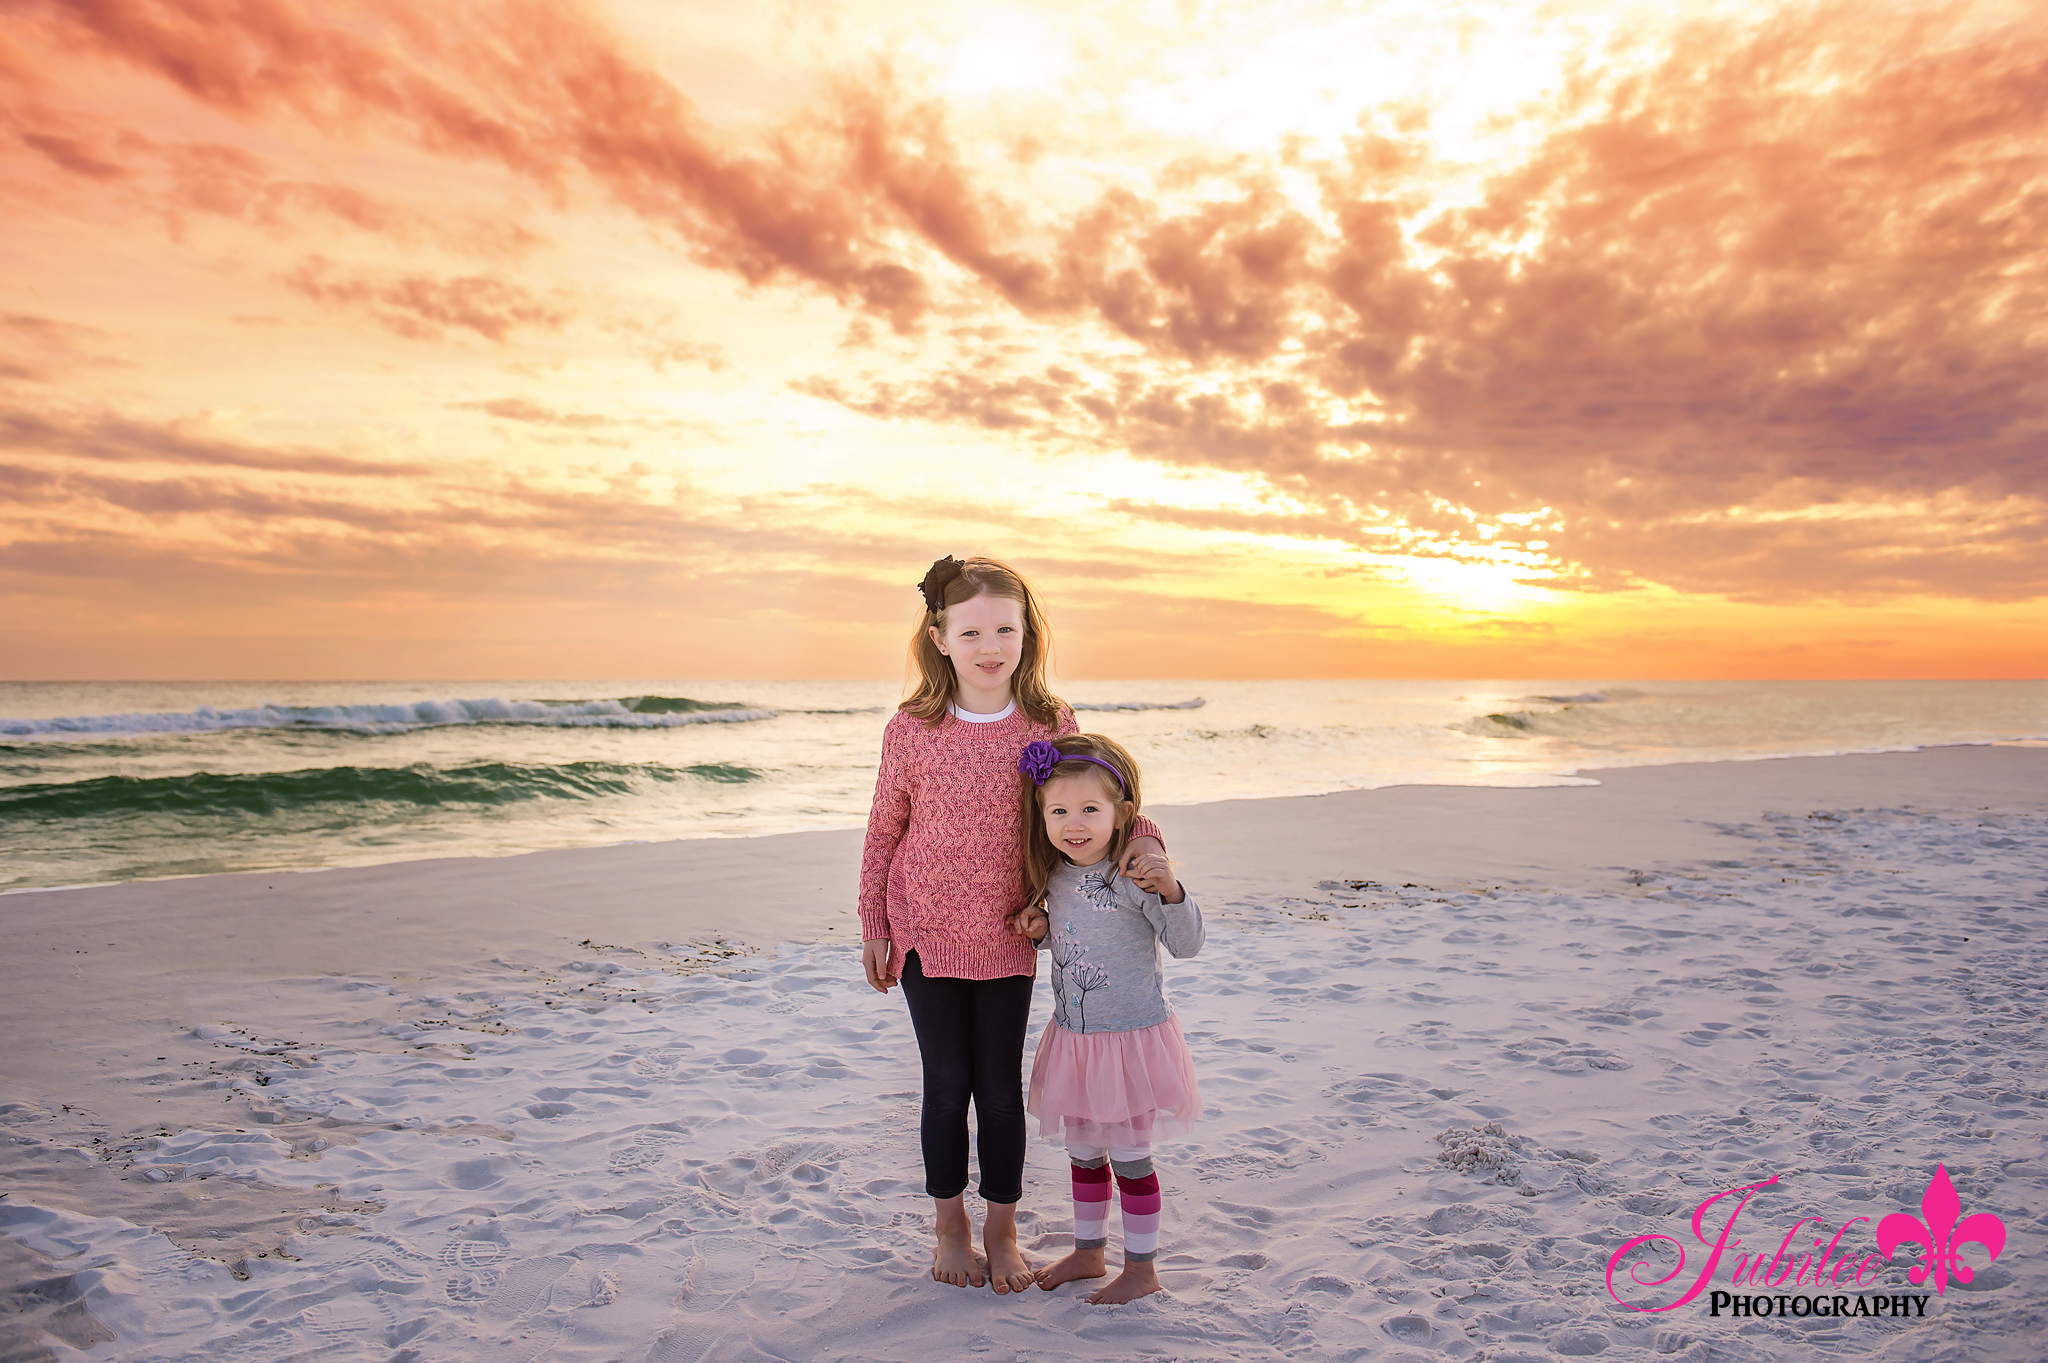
6, 736, 2043, 901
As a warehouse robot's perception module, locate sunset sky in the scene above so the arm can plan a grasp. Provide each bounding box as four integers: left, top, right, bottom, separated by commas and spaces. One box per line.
3, 0, 2043, 680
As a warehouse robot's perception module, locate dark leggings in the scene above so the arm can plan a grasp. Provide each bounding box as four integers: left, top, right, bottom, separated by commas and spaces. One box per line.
898, 950, 1035, 1204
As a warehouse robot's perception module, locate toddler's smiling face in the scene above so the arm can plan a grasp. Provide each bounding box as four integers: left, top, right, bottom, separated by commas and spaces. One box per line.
1040, 772, 1127, 867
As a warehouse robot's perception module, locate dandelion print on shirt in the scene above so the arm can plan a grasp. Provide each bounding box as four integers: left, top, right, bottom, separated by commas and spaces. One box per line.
1037, 862, 1204, 1036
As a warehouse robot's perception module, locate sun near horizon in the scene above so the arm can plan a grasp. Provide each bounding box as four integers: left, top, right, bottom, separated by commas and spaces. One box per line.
2, 0, 2044, 683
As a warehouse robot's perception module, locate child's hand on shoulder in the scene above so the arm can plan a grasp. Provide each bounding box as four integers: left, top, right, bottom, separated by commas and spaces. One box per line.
1122, 848, 1183, 903
1008, 904, 1049, 942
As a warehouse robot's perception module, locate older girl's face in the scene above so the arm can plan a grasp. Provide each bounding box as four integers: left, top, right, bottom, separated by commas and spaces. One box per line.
929, 590, 1025, 708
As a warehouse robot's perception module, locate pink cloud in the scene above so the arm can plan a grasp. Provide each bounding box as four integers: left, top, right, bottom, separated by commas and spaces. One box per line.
799, 6, 2048, 601
11, 0, 2045, 604
0, 403, 430, 476
10, 0, 946, 324
282, 257, 568, 341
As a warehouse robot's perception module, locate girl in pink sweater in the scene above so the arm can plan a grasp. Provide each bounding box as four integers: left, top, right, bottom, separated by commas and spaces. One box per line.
859, 555, 1165, 1295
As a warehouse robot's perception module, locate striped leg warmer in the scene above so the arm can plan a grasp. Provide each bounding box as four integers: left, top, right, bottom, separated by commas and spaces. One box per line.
1070, 1156, 1112, 1250
1113, 1157, 1162, 1262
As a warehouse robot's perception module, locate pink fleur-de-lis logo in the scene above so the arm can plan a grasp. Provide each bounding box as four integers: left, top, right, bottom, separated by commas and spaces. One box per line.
1876, 1164, 2007, 1294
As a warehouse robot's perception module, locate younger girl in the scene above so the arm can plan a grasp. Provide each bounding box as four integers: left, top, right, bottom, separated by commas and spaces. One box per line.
1013, 733, 1202, 1305
858, 556, 1166, 1295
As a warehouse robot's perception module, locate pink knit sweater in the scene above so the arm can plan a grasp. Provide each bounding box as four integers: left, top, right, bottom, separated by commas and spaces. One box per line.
859, 704, 1163, 981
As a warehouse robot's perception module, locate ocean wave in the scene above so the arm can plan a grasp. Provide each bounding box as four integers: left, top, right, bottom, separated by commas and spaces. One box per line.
1460, 704, 1637, 741
0, 760, 761, 822
0, 696, 776, 739
1514, 688, 1649, 705
622, 695, 754, 715
1073, 698, 1207, 712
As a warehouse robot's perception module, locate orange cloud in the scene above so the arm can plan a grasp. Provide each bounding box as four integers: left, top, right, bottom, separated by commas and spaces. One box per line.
282, 257, 569, 341
451, 397, 619, 429
1, 403, 430, 476
800, 5, 2048, 602
0, 313, 125, 384
9, 0, 955, 324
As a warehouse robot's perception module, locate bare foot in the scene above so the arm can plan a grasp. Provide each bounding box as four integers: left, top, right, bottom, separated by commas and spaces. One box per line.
982, 1208, 1033, 1295
932, 1228, 986, 1287
1086, 1261, 1162, 1305
985, 1235, 1033, 1294
1033, 1247, 1107, 1291
932, 1198, 986, 1288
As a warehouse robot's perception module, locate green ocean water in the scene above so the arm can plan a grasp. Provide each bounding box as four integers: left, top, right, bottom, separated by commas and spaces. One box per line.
1, 678, 2041, 891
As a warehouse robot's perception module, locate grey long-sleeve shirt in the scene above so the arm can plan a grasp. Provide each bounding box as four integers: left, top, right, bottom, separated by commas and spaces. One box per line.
1038, 861, 1204, 1034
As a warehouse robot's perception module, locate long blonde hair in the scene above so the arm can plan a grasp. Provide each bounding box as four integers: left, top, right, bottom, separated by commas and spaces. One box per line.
1019, 733, 1144, 910
901, 556, 1061, 727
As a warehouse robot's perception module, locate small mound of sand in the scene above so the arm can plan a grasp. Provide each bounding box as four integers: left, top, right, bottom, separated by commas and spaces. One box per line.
1435, 1121, 1615, 1197
1435, 1121, 1527, 1182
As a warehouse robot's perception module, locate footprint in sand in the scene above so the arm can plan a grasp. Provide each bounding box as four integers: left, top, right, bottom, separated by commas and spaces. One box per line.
439, 1235, 507, 1303
1501, 1036, 1630, 1069
1539, 1045, 1632, 1072
707, 1138, 840, 1194
1422, 1204, 1485, 1235
340, 1232, 435, 1286
649, 1239, 760, 1362
649, 1317, 729, 1363
608, 1125, 690, 1173
545, 1252, 622, 1309
301, 1291, 397, 1345
477, 1253, 576, 1319
1382, 1313, 1433, 1344
1197, 1152, 1284, 1181
632, 1046, 695, 1078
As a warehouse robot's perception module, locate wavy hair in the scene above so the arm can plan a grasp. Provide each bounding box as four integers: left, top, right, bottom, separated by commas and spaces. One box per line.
901, 556, 1060, 727
1019, 733, 1144, 910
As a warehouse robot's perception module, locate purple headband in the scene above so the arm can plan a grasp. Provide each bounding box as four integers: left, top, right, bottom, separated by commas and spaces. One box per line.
1018, 739, 1128, 798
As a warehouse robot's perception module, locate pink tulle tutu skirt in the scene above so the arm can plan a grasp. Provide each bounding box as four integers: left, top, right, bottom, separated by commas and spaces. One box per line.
1027, 1014, 1202, 1146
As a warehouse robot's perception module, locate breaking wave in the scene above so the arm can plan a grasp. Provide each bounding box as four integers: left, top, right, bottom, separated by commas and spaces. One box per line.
1073, 698, 1206, 711
0, 760, 762, 822
0, 696, 775, 739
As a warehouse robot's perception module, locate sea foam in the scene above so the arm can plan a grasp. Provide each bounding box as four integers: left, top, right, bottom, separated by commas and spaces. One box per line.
1073, 698, 1206, 711
0, 696, 776, 739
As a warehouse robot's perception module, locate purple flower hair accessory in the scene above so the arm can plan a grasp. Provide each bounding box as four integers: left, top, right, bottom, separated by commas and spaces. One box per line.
1018, 740, 1061, 785
1018, 739, 1129, 797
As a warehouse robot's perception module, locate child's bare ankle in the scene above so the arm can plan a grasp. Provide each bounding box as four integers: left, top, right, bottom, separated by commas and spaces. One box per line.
930, 1197, 984, 1288
1085, 1259, 1162, 1305
1033, 1246, 1107, 1290
983, 1228, 1032, 1294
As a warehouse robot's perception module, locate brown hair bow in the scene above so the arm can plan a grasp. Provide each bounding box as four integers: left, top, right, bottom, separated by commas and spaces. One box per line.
918, 556, 964, 613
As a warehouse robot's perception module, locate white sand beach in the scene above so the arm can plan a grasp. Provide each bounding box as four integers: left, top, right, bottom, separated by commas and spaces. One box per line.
3, 745, 2043, 1361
